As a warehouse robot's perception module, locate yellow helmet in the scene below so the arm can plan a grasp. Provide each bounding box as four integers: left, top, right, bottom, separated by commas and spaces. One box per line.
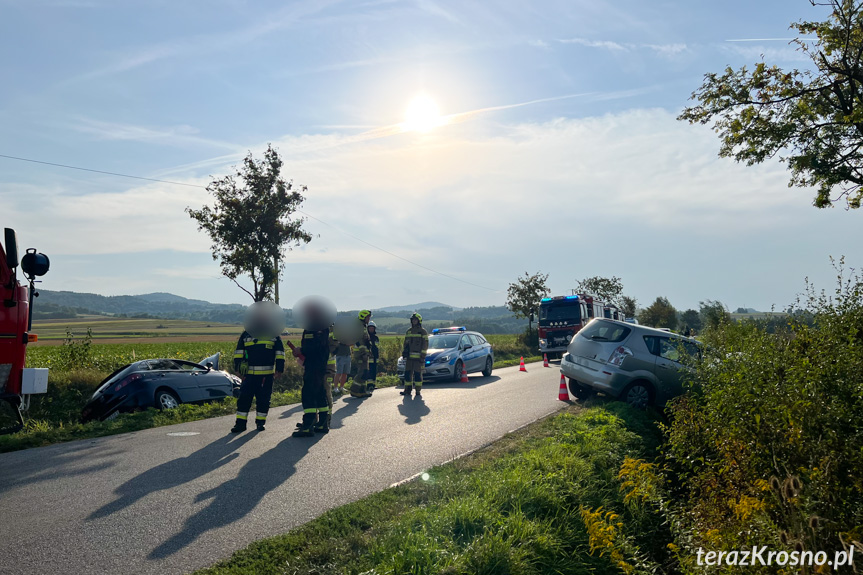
410, 312, 422, 323
358, 309, 372, 321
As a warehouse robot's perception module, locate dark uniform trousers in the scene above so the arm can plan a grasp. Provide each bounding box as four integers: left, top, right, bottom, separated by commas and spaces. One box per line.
299, 329, 331, 432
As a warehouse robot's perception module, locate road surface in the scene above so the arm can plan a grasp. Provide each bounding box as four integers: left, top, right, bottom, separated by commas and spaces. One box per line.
0, 362, 567, 575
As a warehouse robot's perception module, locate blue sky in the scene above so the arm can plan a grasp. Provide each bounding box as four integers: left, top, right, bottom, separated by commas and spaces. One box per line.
1, 0, 857, 313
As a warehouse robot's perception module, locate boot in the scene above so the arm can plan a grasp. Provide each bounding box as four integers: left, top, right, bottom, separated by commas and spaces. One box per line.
256, 420, 266, 431
414, 387, 422, 399
400, 385, 413, 397
313, 411, 329, 434
366, 383, 376, 393
292, 413, 316, 438
230, 418, 247, 433
350, 381, 370, 397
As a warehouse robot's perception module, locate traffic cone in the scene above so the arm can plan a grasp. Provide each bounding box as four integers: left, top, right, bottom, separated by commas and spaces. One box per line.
543, 353, 549, 367
519, 357, 527, 372
460, 363, 469, 383
558, 373, 569, 401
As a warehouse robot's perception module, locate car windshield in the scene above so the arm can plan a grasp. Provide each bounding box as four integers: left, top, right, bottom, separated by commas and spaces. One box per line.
428, 335, 460, 349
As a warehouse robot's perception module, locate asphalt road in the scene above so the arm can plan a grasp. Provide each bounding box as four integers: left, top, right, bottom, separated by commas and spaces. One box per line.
0, 362, 567, 575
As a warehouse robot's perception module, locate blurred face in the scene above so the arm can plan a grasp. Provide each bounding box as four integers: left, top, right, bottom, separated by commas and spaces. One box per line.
411, 317, 419, 327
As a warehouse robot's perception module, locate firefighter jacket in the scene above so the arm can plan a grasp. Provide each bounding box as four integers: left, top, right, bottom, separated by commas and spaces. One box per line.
233, 331, 286, 375
353, 321, 372, 361
402, 325, 429, 362
369, 332, 379, 363
301, 327, 330, 368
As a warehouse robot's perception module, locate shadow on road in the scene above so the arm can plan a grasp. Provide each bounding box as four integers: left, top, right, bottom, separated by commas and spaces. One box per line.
431, 375, 502, 390
328, 394, 363, 430
397, 394, 430, 424
0, 442, 124, 497
148, 433, 320, 559
87, 433, 257, 520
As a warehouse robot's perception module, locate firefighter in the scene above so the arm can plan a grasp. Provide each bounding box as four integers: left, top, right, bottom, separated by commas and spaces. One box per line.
364, 320, 379, 394
231, 313, 286, 433
401, 312, 428, 398
293, 318, 331, 438
349, 309, 373, 398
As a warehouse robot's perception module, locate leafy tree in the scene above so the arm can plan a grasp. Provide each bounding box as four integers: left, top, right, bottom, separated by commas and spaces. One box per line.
187, 144, 311, 302
680, 308, 702, 332
620, 295, 638, 319
699, 299, 731, 330
680, 0, 863, 209
574, 275, 624, 306
506, 271, 550, 332
638, 297, 678, 329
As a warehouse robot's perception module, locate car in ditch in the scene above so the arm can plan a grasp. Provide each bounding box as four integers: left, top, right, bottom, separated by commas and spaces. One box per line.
559, 318, 702, 408
397, 327, 494, 382
80, 352, 241, 422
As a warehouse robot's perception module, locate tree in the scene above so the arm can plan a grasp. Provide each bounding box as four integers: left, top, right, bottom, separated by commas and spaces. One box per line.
679, 0, 863, 209
187, 144, 311, 302
680, 309, 703, 332
620, 295, 638, 319
506, 271, 550, 332
639, 297, 678, 330
574, 275, 624, 306
699, 299, 731, 330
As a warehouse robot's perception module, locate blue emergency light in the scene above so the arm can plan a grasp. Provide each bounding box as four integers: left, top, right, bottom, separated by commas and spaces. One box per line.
432, 326, 466, 334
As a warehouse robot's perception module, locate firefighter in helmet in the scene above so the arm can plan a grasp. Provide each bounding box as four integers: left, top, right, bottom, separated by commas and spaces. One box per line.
364, 320, 379, 394
349, 309, 373, 398
231, 306, 286, 433
401, 312, 428, 398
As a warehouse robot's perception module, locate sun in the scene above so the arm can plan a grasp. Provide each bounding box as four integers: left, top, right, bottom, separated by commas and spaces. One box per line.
403, 93, 445, 133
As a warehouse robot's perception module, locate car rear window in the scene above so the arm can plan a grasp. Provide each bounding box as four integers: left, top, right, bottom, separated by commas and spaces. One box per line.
579, 320, 630, 343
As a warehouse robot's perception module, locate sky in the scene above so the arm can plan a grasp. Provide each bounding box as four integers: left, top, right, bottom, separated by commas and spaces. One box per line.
1, 0, 858, 314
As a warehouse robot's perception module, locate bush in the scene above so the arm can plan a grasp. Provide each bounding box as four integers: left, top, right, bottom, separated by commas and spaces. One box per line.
627, 261, 863, 571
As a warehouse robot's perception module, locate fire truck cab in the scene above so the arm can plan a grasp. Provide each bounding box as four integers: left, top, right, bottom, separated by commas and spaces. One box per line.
1, 228, 50, 434
538, 294, 607, 359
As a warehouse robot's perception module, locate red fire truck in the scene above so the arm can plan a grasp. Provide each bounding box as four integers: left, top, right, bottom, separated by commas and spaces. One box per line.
1, 228, 50, 434
538, 294, 624, 358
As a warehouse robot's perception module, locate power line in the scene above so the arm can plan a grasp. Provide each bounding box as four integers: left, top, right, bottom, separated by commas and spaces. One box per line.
0, 152, 501, 292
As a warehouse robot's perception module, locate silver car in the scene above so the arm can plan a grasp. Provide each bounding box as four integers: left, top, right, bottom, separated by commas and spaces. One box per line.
397, 327, 494, 382
559, 318, 701, 408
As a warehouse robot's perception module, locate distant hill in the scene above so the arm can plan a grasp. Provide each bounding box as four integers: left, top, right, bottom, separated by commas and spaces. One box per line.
376, 302, 461, 313
36, 290, 246, 323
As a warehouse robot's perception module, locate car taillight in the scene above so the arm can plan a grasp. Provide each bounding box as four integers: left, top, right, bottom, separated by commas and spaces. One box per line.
114, 373, 142, 393
607, 346, 633, 366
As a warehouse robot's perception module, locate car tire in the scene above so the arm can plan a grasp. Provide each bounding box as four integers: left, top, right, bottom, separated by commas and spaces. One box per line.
155, 389, 181, 410
621, 381, 653, 409
482, 357, 493, 377
452, 360, 464, 382
568, 378, 594, 401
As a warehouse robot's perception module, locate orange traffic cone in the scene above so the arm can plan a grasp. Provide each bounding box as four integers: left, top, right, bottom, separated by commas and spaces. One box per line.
460, 363, 469, 383
543, 353, 549, 367
519, 357, 527, 372
558, 373, 569, 401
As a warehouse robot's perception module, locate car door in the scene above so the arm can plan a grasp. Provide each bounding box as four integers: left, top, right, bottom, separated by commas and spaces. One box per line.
466, 335, 483, 372
652, 337, 695, 401
147, 359, 203, 402
178, 360, 231, 400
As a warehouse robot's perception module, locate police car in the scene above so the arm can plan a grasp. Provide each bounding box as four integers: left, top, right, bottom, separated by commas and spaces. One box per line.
397, 327, 494, 382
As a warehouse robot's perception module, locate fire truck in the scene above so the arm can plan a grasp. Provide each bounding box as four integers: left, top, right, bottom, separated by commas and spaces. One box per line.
538, 294, 625, 358
1, 228, 50, 434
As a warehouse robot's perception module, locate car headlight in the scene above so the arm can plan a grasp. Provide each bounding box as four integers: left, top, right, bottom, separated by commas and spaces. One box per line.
539, 339, 547, 346
433, 354, 451, 364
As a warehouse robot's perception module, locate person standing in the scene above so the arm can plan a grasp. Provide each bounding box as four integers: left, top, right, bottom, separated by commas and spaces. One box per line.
401, 312, 428, 398
293, 322, 331, 437
365, 320, 379, 394
231, 314, 286, 433
349, 310, 373, 398
332, 322, 351, 395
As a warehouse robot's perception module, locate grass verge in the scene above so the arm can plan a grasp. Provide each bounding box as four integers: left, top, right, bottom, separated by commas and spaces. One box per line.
196, 401, 668, 575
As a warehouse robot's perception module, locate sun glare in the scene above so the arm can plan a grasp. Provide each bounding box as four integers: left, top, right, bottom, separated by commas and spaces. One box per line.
403, 93, 445, 133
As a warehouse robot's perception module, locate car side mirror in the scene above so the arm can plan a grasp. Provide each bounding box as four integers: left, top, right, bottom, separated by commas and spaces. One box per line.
4, 228, 19, 269
463, 344, 472, 350
205, 362, 214, 371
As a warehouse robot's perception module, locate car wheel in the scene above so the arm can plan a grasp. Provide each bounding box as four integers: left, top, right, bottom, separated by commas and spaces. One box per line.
452, 360, 464, 382
622, 382, 652, 409
155, 389, 181, 410
568, 378, 594, 401
482, 357, 493, 377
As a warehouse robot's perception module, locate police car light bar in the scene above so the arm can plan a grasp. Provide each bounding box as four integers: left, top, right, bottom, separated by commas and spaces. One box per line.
432, 327, 467, 334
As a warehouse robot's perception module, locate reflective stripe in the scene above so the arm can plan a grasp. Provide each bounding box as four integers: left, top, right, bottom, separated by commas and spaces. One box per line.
275, 351, 285, 358
236, 412, 248, 420
247, 368, 275, 375
318, 406, 330, 413
404, 334, 424, 338
303, 408, 317, 414
303, 334, 315, 338
247, 365, 275, 371
327, 358, 336, 364
255, 413, 266, 421
410, 353, 421, 358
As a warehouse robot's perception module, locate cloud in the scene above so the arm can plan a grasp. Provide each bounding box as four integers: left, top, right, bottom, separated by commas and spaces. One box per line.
557, 37, 628, 51
70, 118, 241, 151
556, 38, 690, 58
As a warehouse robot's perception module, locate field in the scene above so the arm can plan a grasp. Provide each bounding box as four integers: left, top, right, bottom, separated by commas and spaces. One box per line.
30, 316, 307, 345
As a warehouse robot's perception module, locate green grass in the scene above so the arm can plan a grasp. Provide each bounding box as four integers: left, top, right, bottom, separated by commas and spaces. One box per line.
196, 402, 667, 575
